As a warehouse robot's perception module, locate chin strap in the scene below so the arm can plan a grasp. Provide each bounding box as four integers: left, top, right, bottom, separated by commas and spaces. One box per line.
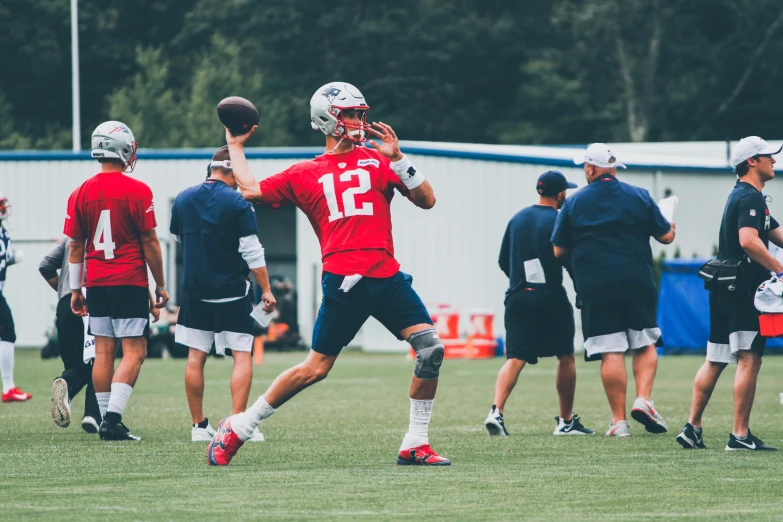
325, 137, 347, 155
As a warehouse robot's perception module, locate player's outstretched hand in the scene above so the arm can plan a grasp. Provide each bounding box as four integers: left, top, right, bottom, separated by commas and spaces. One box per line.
70, 291, 88, 317
225, 125, 257, 147
368, 122, 403, 162
261, 291, 277, 313
155, 287, 170, 309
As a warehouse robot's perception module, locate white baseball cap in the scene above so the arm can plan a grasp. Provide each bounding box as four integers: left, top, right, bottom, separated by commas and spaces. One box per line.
574, 143, 626, 169
730, 136, 783, 168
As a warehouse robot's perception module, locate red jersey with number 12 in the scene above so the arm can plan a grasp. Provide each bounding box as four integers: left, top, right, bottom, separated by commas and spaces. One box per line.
64, 172, 157, 287
259, 147, 409, 277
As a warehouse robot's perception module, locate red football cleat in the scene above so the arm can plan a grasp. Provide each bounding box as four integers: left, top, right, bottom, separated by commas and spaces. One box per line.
207, 417, 245, 466
397, 444, 451, 466
2, 387, 32, 402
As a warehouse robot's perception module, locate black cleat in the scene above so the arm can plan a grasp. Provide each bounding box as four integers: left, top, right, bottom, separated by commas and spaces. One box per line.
725, 430, 776, 451
553, 413, 594, 435
99, 421, 141, 441
81, 416, 101, 434
676, 423, 706, 449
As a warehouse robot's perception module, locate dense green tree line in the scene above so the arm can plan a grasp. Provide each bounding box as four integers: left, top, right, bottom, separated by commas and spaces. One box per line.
2, 0, 783, 150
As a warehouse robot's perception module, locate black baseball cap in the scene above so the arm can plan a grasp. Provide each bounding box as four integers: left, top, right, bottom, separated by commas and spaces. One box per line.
536, 170, 578, 196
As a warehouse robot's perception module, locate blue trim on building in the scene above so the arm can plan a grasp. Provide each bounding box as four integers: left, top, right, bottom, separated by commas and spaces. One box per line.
0, 146, 731, 172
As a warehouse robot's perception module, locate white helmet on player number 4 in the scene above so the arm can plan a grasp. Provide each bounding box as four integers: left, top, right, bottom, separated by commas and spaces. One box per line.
310, 82, 371, 143
90, 120, 139, 172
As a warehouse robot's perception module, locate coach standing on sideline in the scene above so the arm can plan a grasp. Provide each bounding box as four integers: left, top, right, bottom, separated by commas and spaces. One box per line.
676, 137, 782, 451
552, 143, 675, 437
40, 239, 101, 432
484, 170, 593, 437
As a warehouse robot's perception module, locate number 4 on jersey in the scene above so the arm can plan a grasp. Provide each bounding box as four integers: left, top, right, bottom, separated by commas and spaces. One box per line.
93, 209, 116, 259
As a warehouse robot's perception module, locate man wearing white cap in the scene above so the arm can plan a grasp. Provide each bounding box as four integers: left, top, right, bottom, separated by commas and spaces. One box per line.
552, 143, 675, 437
676, 136, 782, 451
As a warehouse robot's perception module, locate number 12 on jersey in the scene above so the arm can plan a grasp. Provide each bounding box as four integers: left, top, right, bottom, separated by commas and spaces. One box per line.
318, 168, 374, 222
93, 209, 116, 259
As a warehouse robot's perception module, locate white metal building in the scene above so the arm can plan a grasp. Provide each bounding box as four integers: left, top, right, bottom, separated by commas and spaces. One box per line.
1, 140, 780, 349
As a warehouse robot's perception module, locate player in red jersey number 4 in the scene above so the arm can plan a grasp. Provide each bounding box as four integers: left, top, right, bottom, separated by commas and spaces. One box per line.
207, 82, 449, 466
64, 121, 169, 441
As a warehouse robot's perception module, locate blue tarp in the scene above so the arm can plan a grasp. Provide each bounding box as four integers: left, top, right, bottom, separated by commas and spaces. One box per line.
657, 258, 783, 352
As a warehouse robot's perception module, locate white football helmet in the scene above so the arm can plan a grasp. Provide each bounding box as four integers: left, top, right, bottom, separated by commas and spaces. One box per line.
0, 193, 10, 221
91, 121, 139, 172
310, 82, 370, 143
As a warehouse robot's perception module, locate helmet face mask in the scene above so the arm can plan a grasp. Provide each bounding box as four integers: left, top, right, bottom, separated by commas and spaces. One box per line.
0, 195, 10, 221
310, 82, 371, 143
90, 121, 139, 172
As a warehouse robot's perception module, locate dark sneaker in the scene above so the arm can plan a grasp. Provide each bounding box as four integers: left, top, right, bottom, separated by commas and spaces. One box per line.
99, 421, 141, 441
676, 423, 706, 449
81, 416, 100, 434
553, 413, 594, 435
397, 444, 451, 466
484, 410, 509, 436
725, 430, 777, 451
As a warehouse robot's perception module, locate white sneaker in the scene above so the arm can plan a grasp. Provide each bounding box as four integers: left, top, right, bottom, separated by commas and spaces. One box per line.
248, 428, 265, 442
81, 416, 100, 434
630, 397, 668, 433
51, 378, 71, 428
605, 420, 631, 437
484, 409, 509, 436
192, 423, 217, 442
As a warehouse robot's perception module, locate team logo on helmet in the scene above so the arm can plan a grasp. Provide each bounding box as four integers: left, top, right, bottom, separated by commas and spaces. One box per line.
320, 87, 342, 103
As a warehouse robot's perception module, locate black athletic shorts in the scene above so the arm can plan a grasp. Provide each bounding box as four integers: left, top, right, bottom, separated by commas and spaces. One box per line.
0, 293, 16, 343
86, 285, 149, 339
706, 290, 765, 364
504, 287, 574, 364
581, 298, 660, 360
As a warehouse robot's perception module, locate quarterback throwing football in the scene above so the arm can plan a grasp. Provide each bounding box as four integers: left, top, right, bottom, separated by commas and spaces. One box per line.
207, 82, 449, 467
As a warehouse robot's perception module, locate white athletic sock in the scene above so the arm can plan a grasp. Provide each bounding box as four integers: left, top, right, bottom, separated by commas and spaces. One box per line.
107, 383, 133, 416
0, 341, 15, 393
96, 392, 111, 418
400, 399, 434, 450
233, 396, 276, 441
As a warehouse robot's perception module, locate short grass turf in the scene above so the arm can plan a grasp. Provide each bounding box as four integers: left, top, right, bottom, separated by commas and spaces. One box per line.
3, 350, 783, 521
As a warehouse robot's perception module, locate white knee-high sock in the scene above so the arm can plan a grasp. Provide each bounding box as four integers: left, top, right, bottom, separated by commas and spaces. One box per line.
96, 392, 111, 418
0, 341, 15, 393
400, 399, 434, 450
233, 396, 276, 441
107, 383, 133, 416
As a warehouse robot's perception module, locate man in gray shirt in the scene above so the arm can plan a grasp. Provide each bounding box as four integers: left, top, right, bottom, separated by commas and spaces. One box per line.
39, 239, 100, 432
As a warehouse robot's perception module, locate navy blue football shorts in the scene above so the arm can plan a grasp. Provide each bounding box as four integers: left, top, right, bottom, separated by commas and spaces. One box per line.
176, 294, 255, 355
312, 271, 433, 356
0, 293, 16, 343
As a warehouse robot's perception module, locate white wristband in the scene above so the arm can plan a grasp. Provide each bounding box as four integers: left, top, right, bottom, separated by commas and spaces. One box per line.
389, 155, 425, 190
69, 263, 85, 289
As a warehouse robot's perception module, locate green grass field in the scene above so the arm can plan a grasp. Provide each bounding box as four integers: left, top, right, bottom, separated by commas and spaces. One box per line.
3, 349, 783, 521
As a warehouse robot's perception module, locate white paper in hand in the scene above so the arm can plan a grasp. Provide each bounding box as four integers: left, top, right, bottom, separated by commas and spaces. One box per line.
658, 196, 679, 223
251, 306, 276, 328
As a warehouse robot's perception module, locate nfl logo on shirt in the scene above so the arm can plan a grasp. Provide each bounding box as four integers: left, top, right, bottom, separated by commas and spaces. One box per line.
750, 209, 756, 216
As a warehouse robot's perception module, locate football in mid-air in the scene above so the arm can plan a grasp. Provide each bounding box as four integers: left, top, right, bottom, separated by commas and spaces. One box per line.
217, 96, 260, 136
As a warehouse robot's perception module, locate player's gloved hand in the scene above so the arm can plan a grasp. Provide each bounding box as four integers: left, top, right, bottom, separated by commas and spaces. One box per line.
7, 248, 22, 264
225, 125, 257, 147
155, 286, 169, 309
261, 291, 277, 313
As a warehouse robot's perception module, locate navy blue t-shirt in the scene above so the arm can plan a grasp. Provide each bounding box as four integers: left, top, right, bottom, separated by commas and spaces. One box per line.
718, 181, 779, 288
0, 225, 10, 289
170, 180, 258, 300
499, 205, 566, 296
551, 175, 671, 303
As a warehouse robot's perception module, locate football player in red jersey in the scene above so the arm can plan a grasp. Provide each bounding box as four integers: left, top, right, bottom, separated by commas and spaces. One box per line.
64, 121, 169, 441
206, 82, 450, 467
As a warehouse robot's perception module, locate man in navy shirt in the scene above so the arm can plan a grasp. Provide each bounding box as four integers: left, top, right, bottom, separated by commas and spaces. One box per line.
170, 146, 276, 442
485, 171, 593, 437
677, 137, 783, 451
552, 143, 675, 437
